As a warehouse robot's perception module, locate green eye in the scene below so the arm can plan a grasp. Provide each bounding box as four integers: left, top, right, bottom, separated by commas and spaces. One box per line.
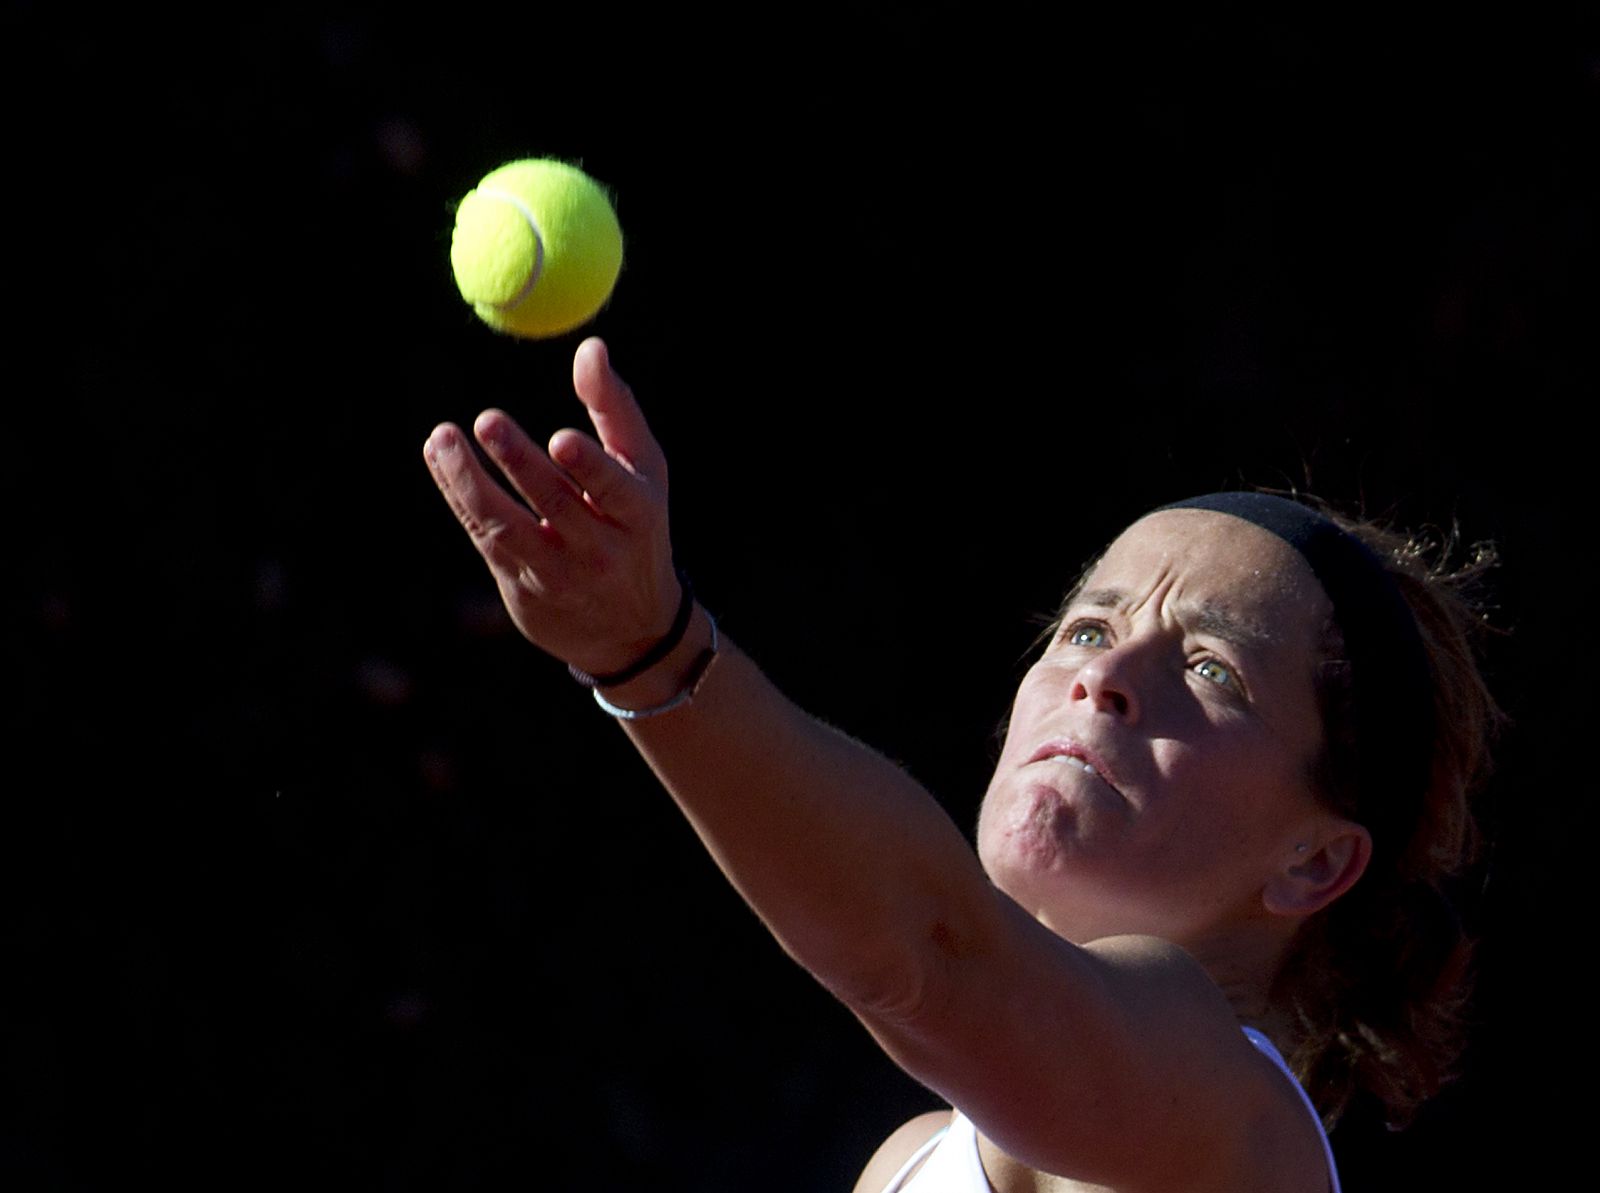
1195, 659, 1232, 686
1067, 623, 1106, 647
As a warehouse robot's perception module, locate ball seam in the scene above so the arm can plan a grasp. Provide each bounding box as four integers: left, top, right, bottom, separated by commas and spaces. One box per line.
474, 187, 546, 309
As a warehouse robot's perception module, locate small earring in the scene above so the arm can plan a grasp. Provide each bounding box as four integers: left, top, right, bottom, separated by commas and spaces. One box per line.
1294, 843, 1309, 854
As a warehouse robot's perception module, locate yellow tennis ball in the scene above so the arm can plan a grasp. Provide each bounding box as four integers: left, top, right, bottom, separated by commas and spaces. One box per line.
450, 159, 623, 339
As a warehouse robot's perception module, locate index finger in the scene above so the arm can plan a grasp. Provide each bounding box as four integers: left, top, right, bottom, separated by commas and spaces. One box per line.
424, 422, 551, 566
572, 338, 668, 481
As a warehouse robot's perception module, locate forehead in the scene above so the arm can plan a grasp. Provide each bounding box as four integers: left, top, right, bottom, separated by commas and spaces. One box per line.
1081, 509, 1332, 635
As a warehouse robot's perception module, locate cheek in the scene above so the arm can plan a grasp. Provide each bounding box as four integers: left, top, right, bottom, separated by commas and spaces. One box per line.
974, 807, 999, 878
974, 779, 1011, 872
1154, 736, 1315, 850
1008, 663, 1071, 723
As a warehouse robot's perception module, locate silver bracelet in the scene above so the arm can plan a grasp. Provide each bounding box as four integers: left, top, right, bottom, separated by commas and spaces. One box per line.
591, 612, 719, 720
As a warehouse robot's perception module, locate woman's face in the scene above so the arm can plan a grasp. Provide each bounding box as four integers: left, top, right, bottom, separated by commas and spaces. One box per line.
977, 509, 1337, 947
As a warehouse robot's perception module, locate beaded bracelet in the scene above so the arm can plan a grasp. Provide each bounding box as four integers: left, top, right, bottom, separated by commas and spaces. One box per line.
591, 612, 720, 721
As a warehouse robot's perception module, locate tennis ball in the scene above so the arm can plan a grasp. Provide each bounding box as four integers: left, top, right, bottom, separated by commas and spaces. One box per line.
450, 159, 623, 339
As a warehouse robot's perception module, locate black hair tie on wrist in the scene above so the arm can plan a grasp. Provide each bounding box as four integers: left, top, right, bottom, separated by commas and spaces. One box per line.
568, 569, 695, 689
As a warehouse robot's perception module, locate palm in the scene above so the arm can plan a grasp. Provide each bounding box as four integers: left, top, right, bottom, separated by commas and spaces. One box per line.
423, 338, 679, 676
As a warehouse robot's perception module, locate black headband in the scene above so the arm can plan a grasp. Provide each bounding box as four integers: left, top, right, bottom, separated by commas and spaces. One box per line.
1160, 493, 1434, 847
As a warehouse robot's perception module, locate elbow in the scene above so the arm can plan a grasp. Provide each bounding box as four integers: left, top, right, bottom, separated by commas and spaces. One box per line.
818, 912, 985, 1033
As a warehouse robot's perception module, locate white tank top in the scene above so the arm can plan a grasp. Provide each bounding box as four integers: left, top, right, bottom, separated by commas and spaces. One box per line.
878, 1028, 1341, 1193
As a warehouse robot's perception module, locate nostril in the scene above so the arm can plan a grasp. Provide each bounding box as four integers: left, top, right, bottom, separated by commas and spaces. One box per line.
1073, 676, 1130, 717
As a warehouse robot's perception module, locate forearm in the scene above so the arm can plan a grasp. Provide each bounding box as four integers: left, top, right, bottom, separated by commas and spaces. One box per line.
424, 342, 992, 1011
602, 617, 1237, 1178
425, 344, 1273, 1183
602, 602, 996, 1013
590, 608, 1268, 1181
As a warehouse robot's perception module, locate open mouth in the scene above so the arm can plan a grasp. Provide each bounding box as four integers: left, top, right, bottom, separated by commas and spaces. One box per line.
1027, 741, 1122, 792
1045, 753, 1099, 776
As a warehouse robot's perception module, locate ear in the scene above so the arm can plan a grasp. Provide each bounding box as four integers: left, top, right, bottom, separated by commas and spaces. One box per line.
1262, 819, 1372, 918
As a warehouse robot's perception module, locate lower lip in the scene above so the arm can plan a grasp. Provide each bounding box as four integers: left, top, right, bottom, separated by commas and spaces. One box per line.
1034, 756, 1115, 792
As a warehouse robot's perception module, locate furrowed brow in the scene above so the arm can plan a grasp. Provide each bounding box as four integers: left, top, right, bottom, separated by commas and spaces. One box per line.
1186, 602, 1273, 651
1072, 587, 1125, 610
1061, 590, 1273, 651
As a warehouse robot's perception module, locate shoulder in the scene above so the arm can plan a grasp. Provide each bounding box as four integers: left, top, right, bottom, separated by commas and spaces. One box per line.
1082, 932, 1223, 985
1092, 938, 1334, 1187
860, 929, 1328, 1189
1019, 935, 1331, 1189
851, 1110, 954, 1193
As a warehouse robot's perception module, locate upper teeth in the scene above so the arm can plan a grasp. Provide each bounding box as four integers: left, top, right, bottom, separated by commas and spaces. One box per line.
1052, 754, 1096, 775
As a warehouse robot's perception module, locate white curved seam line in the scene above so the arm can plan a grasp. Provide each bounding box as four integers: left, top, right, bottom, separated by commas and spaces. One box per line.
476, 187, 545, 309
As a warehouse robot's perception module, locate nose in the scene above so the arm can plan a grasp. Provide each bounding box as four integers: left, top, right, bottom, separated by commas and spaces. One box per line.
1071, 644, 1143, 722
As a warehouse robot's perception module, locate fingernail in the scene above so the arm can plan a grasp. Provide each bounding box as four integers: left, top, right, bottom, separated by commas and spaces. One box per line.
432, 427, 465, 461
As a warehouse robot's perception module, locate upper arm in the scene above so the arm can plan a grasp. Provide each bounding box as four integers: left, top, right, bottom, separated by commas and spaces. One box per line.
850, 894, 1283, 1188
851, 1110, 952, 1193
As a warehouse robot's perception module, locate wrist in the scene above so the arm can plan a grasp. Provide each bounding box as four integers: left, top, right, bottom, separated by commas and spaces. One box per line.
567, 567, 690, 687
594, 603, 718, 715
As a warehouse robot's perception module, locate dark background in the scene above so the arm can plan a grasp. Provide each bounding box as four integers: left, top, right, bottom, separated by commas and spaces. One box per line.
5, 3, 1594, 1188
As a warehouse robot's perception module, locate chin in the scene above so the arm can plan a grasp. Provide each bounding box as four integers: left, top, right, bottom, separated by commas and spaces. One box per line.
979, 780, 1087, 871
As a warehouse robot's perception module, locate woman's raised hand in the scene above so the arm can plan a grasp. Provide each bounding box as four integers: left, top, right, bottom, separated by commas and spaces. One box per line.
423, 338, 680, 677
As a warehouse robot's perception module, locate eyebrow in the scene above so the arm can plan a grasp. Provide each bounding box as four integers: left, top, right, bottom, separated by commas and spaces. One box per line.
1068, 588, 1275, 652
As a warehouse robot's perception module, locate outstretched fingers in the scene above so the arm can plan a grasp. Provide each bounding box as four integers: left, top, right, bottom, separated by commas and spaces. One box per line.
423, 422, 552, 570
425, 341, 678, 665
548, 427, 659, 528
572, 338, 669, 484
472, 409, 586, 526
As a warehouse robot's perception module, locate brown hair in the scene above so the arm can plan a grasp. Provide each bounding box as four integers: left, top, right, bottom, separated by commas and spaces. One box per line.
1274, 512, 1502, 1127
1035, 505, 1503, 1127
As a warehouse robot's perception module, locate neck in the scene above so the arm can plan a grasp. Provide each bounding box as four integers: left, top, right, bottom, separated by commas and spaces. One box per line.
1030, 899, 1306, 1040
1181, 917, 1302, 1040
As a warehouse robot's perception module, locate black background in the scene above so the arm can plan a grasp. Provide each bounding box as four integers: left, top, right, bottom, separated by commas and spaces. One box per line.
5, 3, 1594, 1188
